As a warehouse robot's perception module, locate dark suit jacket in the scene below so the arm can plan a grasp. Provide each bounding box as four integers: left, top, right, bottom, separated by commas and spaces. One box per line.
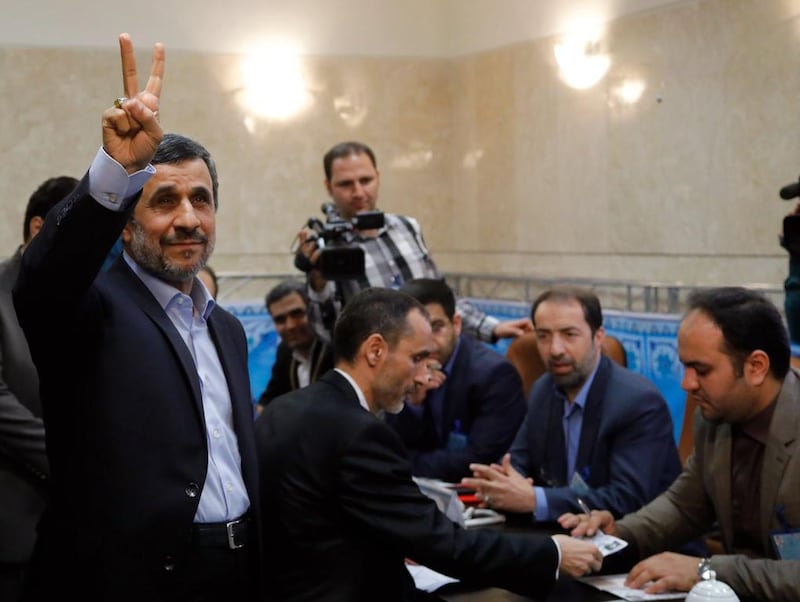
385, 334, 526, 481
510, 355, 681, 520
257, 338, 333, 407
0, 248, 48, 564
255, 369, 560, 602
12, 177, 260, 601
616, 370, 800, 601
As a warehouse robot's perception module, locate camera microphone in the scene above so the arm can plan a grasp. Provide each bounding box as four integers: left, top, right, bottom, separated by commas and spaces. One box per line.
780, 178, 800, 200
320, 202, 339, 220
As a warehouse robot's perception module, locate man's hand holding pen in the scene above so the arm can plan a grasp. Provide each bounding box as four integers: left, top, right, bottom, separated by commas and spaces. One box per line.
558, 505, 618, 538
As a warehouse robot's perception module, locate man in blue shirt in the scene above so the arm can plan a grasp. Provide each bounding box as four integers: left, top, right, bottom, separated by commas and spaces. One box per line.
463, 286, 681, 521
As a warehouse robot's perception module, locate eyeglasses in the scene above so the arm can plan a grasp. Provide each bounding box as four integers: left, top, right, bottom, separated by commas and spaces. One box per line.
271, 308, 307, 326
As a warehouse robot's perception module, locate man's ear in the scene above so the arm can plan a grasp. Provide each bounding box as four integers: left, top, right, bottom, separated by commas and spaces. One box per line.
744, 350, 770, 386
324, 178, 333, 198
364, 333, 386, 367
452, 312, 462, 336
27, 216, 45, 241
594, 325, 606, 349
121, 222, 133, 244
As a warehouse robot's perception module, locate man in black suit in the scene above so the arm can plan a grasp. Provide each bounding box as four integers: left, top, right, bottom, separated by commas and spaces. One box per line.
385, 278, 526, 481
257, 279, 333, 410
0, 175, 77, 601
13, 35, 259, 601
255, 287, 602, 601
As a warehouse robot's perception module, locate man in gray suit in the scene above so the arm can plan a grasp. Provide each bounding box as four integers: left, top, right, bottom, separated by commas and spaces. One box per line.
563, 287, 800, 602
0, 175, 78, 600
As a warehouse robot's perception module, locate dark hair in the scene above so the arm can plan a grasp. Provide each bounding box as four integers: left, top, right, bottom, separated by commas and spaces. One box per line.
323, 141, 377, 181
686, 287, 790, 379
531, 286, 603, 334
153, 133, 219, 209
399, 278, 456, 320
199, 265, 218, 297
333, 288, 428, 364
265, 279, 308, 311
23, 176, 79, 242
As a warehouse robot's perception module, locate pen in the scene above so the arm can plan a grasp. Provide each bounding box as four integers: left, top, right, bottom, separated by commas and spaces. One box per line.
577, 497, 592, 516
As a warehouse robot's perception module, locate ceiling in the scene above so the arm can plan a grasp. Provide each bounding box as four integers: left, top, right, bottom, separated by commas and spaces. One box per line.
2, 0, 685, 57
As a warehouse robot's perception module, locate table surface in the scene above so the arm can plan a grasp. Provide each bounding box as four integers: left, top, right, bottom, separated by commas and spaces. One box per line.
439, 578, 623, 601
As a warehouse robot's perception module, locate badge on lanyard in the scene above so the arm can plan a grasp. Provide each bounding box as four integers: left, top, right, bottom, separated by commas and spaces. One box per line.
770, 504, 800, 560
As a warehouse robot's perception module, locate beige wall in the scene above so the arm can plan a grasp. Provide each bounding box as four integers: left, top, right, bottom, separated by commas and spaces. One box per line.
1, 0, 798, 290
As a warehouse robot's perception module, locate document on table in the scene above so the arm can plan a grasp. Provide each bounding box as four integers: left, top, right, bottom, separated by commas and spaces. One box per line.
580, 574, 687, 601
406, 563, 459, 592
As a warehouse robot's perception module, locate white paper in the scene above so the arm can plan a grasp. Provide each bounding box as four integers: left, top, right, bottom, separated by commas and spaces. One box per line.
580, 574, 687, 601
413, 477, 466, 525
406, 563, 459, 592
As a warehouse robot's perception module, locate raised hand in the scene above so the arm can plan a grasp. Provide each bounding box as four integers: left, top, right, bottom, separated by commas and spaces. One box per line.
102, 33, 165, 173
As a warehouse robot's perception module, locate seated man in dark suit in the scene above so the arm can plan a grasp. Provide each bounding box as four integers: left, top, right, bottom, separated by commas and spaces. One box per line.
256, 279, 333, 410
463, 286, 681, 521
254, 287, 602, 601
385, 278, 526, 481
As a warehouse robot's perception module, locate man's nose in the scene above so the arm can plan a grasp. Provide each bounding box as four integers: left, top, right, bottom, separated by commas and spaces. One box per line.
174, 198, 201, 229
549, 335, 565, 355
680, 369, 696, 392
412, 363, 429, 385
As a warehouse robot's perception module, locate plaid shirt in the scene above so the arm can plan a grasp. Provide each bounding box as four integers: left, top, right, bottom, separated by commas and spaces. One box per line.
307, 213, 497, 343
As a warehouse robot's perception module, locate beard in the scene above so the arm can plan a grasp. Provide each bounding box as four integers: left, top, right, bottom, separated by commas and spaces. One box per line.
549, 347, 600, 392
127, 219, 214, 286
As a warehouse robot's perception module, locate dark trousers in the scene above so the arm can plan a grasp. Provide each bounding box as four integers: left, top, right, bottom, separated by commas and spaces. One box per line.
169, 544, 256, 601
0, 562, 25, 602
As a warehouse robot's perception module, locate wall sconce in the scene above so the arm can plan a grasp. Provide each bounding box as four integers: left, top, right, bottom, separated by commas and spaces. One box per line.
333, 94, 368, 127
612, 78, 646, 105
554, 33, 610, 90
238, 44, 310, 120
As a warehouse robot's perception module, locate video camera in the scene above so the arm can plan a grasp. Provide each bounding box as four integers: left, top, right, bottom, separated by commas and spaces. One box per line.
294, 203, 385, 279
779, 176, 800, 255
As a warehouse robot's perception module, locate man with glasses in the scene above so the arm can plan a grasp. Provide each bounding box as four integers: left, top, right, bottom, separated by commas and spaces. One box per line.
257, 279, 333, 410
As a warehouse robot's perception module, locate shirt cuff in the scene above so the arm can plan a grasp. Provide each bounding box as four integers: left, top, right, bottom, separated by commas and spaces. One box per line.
477, 315, 500, 342
549, 535, 562, 580
307, 280, 335, 302
534, 486, 549, 521
88, 146, 155, 211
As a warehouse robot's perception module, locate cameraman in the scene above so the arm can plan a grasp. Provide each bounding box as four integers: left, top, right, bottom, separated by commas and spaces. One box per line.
296, 141, 533, 344
781, 201, 800, 343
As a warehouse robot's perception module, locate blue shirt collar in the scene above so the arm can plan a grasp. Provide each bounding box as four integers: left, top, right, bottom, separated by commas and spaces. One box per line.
122, 251, 215, 319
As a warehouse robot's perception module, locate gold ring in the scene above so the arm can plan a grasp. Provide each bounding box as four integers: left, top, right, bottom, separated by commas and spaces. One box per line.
114, 97, 128, 109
